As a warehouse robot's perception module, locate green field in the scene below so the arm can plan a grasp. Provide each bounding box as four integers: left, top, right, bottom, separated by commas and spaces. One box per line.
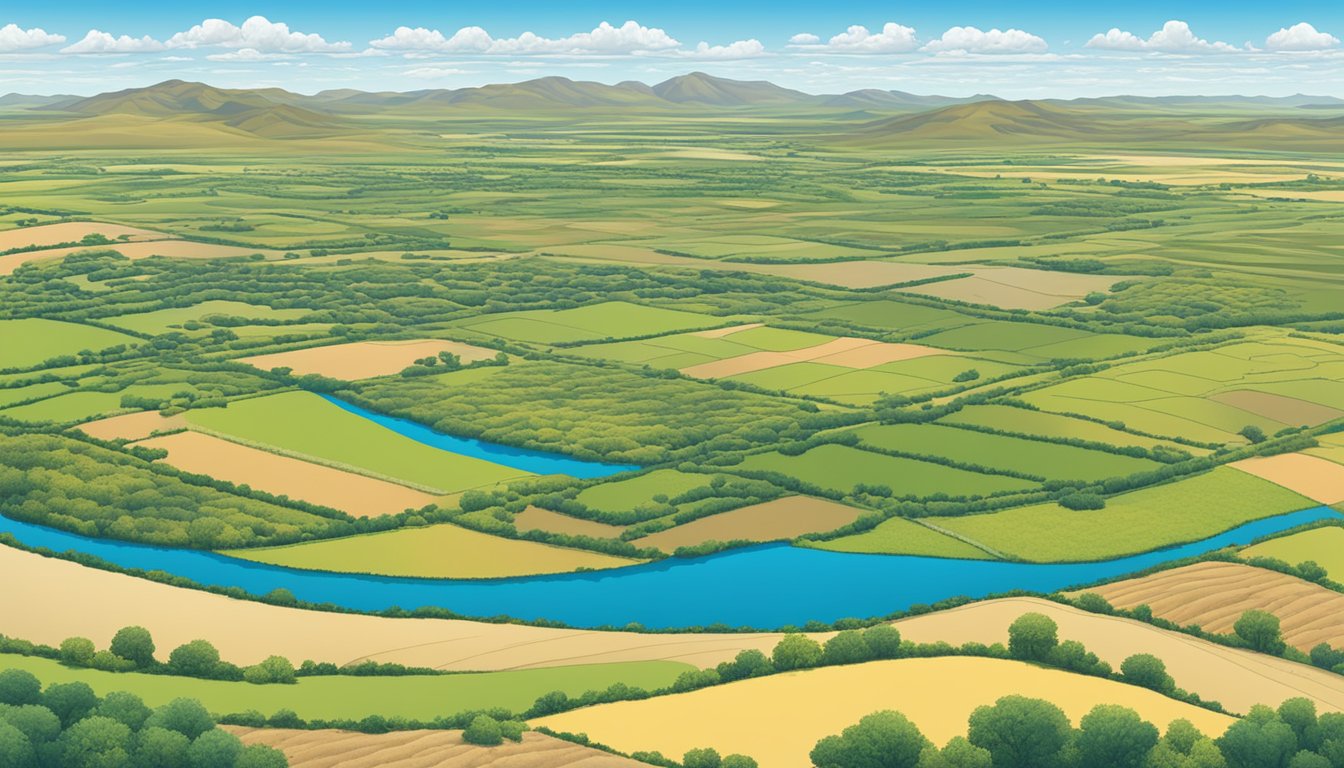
100, 299, 312, 335
453, 301, 721, 344
185, 390, 531, 493
1242, 526, 1344, 579
0, 654, 691, 720
576, 469, 711, 513
0, 318, 138, 370
928, 468, 1313, 562
735, 443, 1036, 498
806, 517, 993, 559
939, 404, 1190, 452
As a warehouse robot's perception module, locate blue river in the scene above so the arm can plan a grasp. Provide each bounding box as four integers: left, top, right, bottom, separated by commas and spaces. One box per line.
318, 394, 640, 479
0, 507, 1336, 630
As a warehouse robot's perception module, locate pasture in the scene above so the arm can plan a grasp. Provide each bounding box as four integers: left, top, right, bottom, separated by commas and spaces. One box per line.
735, 443, 1036, 498
806, 517, 993, 560
452, 300, 720, 344
100, 300, 311, 335
632, 496, 868, 552
0, 318, 137, 370
939, 404, 1191, 452
1242, 527, 1344, 581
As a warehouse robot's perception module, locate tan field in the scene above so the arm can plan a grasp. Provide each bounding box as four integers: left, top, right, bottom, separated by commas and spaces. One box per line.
1211, 390, 1344, 427
892, 596, 1344, 714
228, 727, 647, 768
692, 323, 763, 338
1236, 189, 1344, 203
898, 267, 1124, 311
0, 239, 280, 275
513, 506, 626, 539
1073, 562, 1344, 653
0, 221, 167, 250
136, 431, 440, 517
680, 337, 946, 379
633, 496, 866, 552
1308, 433, 1344, 467
239, 339, 500, 380
0, 546, 795, 669
532, 657, 1234, 768
742, 261, 963, 289
77, 411, 184, 441
1229, 453, 1344, 504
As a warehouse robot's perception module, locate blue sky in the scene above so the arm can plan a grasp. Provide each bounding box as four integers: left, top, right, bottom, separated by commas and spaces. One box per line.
2, 2, 1343, 97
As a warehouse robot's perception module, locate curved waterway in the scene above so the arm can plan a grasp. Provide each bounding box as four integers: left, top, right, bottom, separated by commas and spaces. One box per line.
1, 507, 1336, 630
318, 395, 640, 479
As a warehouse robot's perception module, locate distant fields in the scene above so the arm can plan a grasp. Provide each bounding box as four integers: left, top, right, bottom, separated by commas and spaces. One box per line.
940, 404, 1190, 452
575, 469, 709, 515
239, 338, 499, 380
1, 653, 690, 721
0, 318, 137, 369
1242, 527, 1344, 580
452, 300, 720, 344
100, 299, 310, 335
225, 522, 642, 578
632, 496, 867, 552
928, 469, 1313, 562
806, 517, 992, 560
736, 443, 1036, 498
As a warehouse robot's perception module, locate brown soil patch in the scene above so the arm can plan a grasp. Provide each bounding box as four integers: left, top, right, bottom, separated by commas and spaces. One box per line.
77, 411, 184, 441
680, 337, 944, 379
692, 323, 763, 339
227, 727, 647, 768
1229, 453, 1344, 504
1212, 390, 1344, 427
514, 506, 625, 539
533, 657, 1233, 768
899, 267, 1125, 311
1072, 562, 1344, 653
136, 431, 439, 517
239, 339, 499, 380
633, 496, 866, 552
0, 240, 280, 275
893, 596, 1344, 715
0, 222, 166, 251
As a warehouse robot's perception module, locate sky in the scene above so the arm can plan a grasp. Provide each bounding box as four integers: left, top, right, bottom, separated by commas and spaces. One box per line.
2, 1, 1344, 97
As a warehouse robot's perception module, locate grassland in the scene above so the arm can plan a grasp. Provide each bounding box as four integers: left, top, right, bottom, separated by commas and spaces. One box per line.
1, 653, 690, 721
532, 657, 1234, 767
735, 443, 1036, 498
939, 404, 1191, 452
632, 496, 868, 552
452, 300, 720, 344
225, 523, 642, 578
805, 517, 993, 559
0, 318, 137, 370
100, 299, 311, 335
1242, 527, 1344, 581
925, 469, 1313, 562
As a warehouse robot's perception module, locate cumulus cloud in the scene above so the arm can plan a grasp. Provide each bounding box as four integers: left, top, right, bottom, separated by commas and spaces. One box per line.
205, 48, 291, 62
165, 16, 350, 52
0, 23, 65, 51
788, 32, 820, 45
687, 39, 765, 59
1086, 20, 1238, 52
61, 31, 166, 54
403, 65, 470, 78
921, 26, 1047, 54
826, 23, 919, 53
1264, 22, 1339, 51
371, 20, 679, 55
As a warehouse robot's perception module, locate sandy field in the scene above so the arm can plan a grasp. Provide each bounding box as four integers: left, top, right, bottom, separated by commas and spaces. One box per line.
1212, 390, 1344, 427
240, 339, 499, 380
891, 596, 1344, 715
513, 506, 626, 539
0, 239, 280, 275
0, 546, 789, 669
633, 496, 866, 552
136, 431, 440, 517
744, 261, 964, 289
532, 657, 1234, 768
77, 411, 184, 441
1229, 453, 1344, 504
692, 323, 763, 339
1074, 562, 1344, 652
228, 728, 647, 768
1236, 189, 1344, 203
0, 222, 166, 251
680, 337, 945, 379
899, 267, 1124, 311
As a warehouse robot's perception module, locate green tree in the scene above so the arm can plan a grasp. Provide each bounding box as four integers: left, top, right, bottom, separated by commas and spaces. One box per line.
722, 755, 759, 768
243, 657, 296, 685
60, 637, 97, 667
967, 696, 1071, 768
463, 715, 503, 746
1121, 653, 1175, 694
773, 634, 824, 671
41, 681, 99, 727
863, 625, 904, 659
717, 649, 773, 682
810, 710, 929, 768
168, 641, 221, 678
145, 699, 215, 740
823, 630, 874, 666
1047, 640, 1110, 676
234, 744, 289, 768
1217, 706, 1298, 768
684, 747, 722, 768
1239, 425, 1267, 444
57, 716, 133, 768
187, 728, 243, 768
1234, 610, 1286, 655
0, 670, 41, 706
1287, 752, 1330, 768
0, 704, 61, 745
0, 722, 35, 768
1278, 699, 1319, 750
1075, 705, 1159, 768
1007, 613, 1059, 662
94, 692, 151, 731
109, 626, 156, 668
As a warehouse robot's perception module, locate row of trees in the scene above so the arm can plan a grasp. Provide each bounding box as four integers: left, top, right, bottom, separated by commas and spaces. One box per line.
56, 628, 295, 685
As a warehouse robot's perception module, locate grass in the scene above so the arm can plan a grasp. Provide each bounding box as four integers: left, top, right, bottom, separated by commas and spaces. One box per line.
930, 468, 1313, 562
851, 423, 1160, 482
185, 391, 531, 493
734, 443, 1036, 498
939, 404, 1187, 452
576, 469, 710, 513
806, 517, 993, 559
99, 300, 310, 335
454, 301, 720, 344
0, 318, 137, 370
224, 522, 641, 578
1242, 526, 1344, 580
0, 653, 691, 720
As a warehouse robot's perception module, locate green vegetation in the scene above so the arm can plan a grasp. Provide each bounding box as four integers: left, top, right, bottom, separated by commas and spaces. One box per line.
0, 319, 138, 372
736, 444, 1036, 498
1242, 527, 1344, 581
805, 518, 992, 560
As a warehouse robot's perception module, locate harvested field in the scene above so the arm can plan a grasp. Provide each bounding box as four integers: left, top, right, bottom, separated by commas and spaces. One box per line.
892, 596, 1344, 715
1072, 562, 1344, 652
898, 267, 1126, 311
632, 496, 867, 552
137, 431, 441, 517
0, 221, 166, 250
0, 547, 791, 669
240, 339, 500, 380
680, 338, 947, 379
1230, 453, 1344, 504
742, 261, 964, 289
1243, 527, 1344, 581
532, 657, 1233, 768
76, 411, 184, 441
513, 505, 626, 539
692, 323, 762, 338
1211, 390, 1344, 427
227, 727, 648, 768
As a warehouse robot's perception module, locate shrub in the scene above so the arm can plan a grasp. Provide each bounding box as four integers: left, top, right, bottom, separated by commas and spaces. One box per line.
684, 747, 722, 768
109, 626, 156, 668
168, 640, 221, 678
1120, 654, 1175, 695
822, 630, 874, 666
863, 625, 904, 659
1234, 610, 1286, 655
811, 710, 929, 768
59, 637, 96, 667
243, 656, 296, 685
1007, 613, 1058, 662
967, 696, 1071, 768
772, 634, 824, 671
0, 669, 41, 706
463, 714, 504, 746
1059, 492, 1105, 511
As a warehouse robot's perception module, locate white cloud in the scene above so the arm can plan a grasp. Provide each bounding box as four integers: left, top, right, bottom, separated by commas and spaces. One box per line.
1265, 22, 1339, 51
1086, 20, 1238, 52
788, 32, 820, 45
824, 23, 919, 53
687, 39, 765, 59
165, 16, 350, 52
922, 26, 1047, 54
371, 20, 679, 55
61, 31, 166, 54
0, 24, 65, 51
403, 65, 470, 78
205, 48, 292, 62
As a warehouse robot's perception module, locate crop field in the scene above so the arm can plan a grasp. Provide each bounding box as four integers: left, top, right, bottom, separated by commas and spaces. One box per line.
736, 443, 1037, 498
532, 657, 1234, 767
0, 318, 137, 370
100, 299, 312, 335
632, 496, 868, 552
239, 339, 500, 380
1230, 453, 1344, 504
451, 300, 721, 344
1242, 527, 1344, 581
805, 517, 993, 559
926, 469, 1312, 561
938, 404, 1192, 452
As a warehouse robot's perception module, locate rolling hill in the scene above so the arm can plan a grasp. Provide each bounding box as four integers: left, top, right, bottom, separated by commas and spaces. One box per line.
651, 72, 811, 106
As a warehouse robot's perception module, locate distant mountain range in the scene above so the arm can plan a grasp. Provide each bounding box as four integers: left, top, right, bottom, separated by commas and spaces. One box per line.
6, 73, 1343, 143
